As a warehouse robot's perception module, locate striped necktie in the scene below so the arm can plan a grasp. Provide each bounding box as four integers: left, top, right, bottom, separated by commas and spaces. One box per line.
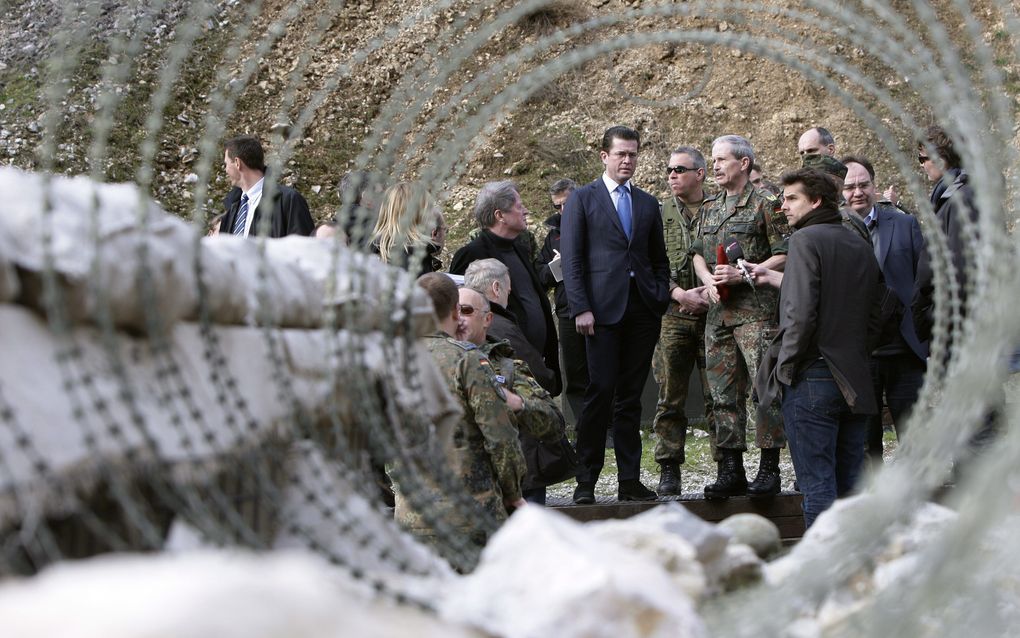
231, 193, 249, 236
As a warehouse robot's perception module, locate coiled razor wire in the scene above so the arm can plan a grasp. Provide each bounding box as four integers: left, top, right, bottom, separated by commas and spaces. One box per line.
0, 0, 1018, 631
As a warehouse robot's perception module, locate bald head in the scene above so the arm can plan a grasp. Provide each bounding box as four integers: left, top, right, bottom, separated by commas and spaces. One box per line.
798, 127, 836, 157
457, 287, 492, 346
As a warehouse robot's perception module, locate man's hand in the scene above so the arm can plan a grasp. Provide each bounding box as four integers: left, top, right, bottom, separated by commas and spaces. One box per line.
504, 389, 524, 412
671, 286, 710, 314
747, 261, 783, 289
575, 311, 595, 336
713, 263, 743, 286
884, 184, 899, 205
704, 284, 720, 304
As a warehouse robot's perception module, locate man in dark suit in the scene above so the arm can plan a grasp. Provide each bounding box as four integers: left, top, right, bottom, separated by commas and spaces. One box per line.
560, 125, 670, 503
219, 135, 314, 238
841, 156, 928, 463
756, 168, 883, 528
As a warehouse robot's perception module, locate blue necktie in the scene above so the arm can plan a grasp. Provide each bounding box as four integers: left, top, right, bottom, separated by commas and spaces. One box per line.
616, 184, 633, 240
231, 193, 249, 236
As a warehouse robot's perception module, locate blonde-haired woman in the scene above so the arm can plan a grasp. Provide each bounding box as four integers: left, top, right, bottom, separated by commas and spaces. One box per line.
372, 181, 446, 275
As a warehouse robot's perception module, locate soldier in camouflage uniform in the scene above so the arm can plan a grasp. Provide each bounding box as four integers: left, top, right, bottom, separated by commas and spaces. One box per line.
651, 146, 717, 496
458, 286, 568, 506
399, 273, 526, 547
692, 135, 791, 500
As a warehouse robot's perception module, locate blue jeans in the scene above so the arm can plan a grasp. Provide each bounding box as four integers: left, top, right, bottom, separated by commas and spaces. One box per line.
782, 360, 869, 528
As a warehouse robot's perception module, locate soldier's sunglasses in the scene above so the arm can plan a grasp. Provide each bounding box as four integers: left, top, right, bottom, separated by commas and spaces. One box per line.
666, 165, 697, 175
459, 304, 483, 316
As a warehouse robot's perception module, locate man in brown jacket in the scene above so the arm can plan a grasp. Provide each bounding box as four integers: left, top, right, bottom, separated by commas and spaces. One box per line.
756, 168, 884, 528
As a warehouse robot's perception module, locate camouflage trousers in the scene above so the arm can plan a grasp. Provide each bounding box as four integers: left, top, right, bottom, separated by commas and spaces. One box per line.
652, 314, 715, 464
705, 320, 785, 450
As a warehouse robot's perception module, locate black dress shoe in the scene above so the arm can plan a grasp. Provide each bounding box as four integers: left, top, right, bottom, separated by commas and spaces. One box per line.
573, 481, 596, 504
618, 479, 657, 502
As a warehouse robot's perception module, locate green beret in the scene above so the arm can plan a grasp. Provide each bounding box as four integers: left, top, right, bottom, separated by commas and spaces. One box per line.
801, 153, 848, 179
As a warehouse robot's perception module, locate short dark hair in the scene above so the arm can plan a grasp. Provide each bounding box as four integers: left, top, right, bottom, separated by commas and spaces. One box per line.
549, 178, 577, 197
839, 155, 875, 180
672, 146, 706, 172
416, 272, 459, 322
601, 126, 640, 152
781, 168, 840, 211
751, 162, 762, 173
811, 127, 836, 146
922, 125, 962, 170
224, 135, 266, 173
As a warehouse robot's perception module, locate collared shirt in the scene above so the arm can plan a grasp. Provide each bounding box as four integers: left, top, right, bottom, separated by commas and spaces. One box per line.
602, 172, 634, 277
602, 172, 629, 211
863, 205, 881, 260
241, 177, 265, 237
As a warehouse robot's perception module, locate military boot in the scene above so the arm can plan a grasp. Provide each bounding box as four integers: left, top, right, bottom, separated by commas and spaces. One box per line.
704, 449, 747, 500
656, 463, 682, 497
747, 448, 781, 498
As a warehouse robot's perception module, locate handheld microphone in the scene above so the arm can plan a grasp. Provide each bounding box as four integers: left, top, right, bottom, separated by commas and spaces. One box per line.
723, 237, 756, 288
715, 243, 731, 301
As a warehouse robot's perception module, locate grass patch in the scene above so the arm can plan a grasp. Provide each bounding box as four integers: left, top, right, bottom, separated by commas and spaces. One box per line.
0, 72, 40, 112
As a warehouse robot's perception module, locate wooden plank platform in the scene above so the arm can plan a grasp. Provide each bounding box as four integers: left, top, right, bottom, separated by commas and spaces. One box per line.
549, 491, 805, 541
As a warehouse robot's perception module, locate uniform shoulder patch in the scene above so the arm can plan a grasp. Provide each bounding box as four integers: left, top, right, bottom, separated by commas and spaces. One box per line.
446, 336, 478, 351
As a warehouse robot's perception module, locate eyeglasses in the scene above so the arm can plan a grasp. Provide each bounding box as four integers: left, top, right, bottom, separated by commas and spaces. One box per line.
459, 304, 477, 316
842, 180, 873, 192
552, 203, 563, 211
666, 165, 697, 175
918, 154, 931, 165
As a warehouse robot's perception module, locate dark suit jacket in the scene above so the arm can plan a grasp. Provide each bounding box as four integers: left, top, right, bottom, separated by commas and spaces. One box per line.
560, 177, 670, 325
912, 169, 978, 345
220, 181, 314, 238
450, 230, 561, 396
871, 203, 928, 361
536, 213, 569, 318
488, 303, 557, 394
758, 213, 883, 414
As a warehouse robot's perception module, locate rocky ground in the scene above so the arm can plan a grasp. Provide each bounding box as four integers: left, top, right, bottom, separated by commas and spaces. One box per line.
2, 0, 1018, 241
546, 429, 900, 500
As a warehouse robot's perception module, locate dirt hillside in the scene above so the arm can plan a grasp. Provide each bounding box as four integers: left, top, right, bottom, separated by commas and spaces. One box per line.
1, 0, 1017, 247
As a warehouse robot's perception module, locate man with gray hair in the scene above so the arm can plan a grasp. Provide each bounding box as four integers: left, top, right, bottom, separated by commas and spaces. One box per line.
451, 182, 561, 396
465, 258, 557, 394
691, 134, 791, 500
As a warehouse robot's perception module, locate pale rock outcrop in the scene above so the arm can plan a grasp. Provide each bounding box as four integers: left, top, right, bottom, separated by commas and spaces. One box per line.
0, 550, 479, 638
0, 166, 201, 334
440, 505, 708, 638
718, 513, 781, 559
0, 167, 437, 336
764, 495, 961, 635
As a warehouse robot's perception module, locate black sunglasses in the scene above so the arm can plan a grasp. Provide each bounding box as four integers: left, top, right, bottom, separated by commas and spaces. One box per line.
552, 203, 563, 210
459, 304, 487, 316
666, 165, 697, 175
918, 154, 930, 165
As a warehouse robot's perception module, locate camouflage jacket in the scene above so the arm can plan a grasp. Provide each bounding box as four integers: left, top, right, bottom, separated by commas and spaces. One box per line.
662, 191, 717, 319
423, 331, 526, 523
692, 182, 791, 326
480, 338, 564, 443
